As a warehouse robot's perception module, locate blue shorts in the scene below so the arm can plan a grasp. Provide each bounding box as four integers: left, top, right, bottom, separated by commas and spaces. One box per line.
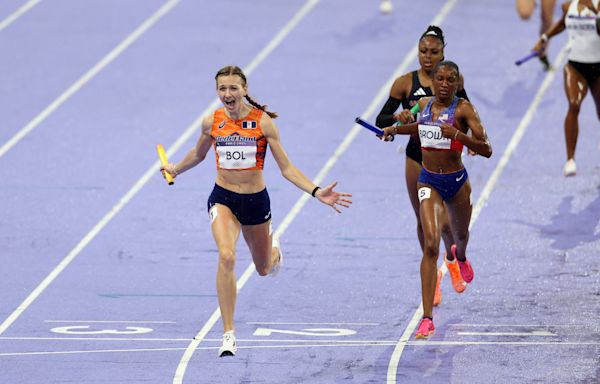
418, 167, 468, 201
207, 184, 272, 225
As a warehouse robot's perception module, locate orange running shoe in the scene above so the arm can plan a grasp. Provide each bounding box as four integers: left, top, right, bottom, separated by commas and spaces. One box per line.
433, 268, 442, 306
415, 317, 435, 339
445, 255, 467, 293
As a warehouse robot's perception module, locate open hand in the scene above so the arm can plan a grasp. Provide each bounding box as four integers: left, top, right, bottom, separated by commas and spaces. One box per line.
316, 182, 353, 213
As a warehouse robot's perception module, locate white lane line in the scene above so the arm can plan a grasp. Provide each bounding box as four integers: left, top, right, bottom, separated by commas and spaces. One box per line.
44, 320, 176, 324
0, 0, 179, 159
4, 340, 599, 357
386, 45, 571, 384
246, 322, 380, 325
449, 323, 589, 327
457, 331, 558, 337
0, 0, 40, 32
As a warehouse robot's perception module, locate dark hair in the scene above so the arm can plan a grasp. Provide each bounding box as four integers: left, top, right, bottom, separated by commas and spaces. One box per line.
214, 65, 278, 119
434, 60, 460, 77
419, 25, 445, 46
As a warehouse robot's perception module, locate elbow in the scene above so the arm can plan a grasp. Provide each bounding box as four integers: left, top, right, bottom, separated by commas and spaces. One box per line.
482, 146, 493, 158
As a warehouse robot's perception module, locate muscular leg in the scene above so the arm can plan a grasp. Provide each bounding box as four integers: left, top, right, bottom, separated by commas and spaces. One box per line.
406, 158, 454, 255
210, 204, 241, 333
563, 64, 589, 161
406, 158, 424, 250
417, 185, 444, 319
445, 181, 473, 262
242, 220, 279, 276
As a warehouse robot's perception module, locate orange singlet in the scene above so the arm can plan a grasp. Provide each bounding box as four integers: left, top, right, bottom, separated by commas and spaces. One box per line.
210, 107, 267, 171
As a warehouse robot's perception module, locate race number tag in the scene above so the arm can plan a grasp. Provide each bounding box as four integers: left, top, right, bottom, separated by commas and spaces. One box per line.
418, 124, 451, 150
418, 187, 431, 203
216, 144, 257, 169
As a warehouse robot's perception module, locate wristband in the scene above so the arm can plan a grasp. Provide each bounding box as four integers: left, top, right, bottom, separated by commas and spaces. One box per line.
311, 186, 320, 197
541, 34, 549, 43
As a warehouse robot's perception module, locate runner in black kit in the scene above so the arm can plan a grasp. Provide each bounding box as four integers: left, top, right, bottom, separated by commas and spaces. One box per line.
375, 26, 470, 302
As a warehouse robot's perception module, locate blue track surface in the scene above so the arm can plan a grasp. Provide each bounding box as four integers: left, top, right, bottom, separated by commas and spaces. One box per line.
1, 1, 599, 383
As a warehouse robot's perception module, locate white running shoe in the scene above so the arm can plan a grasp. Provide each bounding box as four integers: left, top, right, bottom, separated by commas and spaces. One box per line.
380, 0, 393, 14
563, 159, 576, 177
218, 331, 237, 357
269, 236, 283, 277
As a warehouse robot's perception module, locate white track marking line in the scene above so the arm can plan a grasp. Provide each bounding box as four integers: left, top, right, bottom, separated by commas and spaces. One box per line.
246, 322, 380, 325
0, 0, 40, 32
449, 323, 589, 327
386, 45, 571, 384
44, 320, 176, 324
0, 0, 179, 159
4, 340, 599, 357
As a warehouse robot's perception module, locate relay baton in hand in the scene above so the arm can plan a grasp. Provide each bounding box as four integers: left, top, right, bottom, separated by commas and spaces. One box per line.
156, 144, 174, 185
355, 117, 384, 136
515, 51, 539, 66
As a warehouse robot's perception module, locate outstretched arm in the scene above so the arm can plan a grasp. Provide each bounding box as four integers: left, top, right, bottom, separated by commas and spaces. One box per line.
262, 115, 352, 212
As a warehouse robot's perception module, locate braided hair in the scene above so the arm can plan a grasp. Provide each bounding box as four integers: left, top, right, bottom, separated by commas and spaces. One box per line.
214, 66, 278, 119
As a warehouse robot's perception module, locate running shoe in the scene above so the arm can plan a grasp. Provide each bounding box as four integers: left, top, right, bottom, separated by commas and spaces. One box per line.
445, 254, 467, 293
563, 159, 576, 177
433, 268, 442, 307
269, 236, 283, 277
452, 244, 474, 283
218, 331, 237, 357
415, 318, 435, 339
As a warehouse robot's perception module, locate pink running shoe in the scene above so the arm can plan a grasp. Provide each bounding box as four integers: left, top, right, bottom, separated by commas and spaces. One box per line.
415, 318, 435, 339
452, 244, 474, 283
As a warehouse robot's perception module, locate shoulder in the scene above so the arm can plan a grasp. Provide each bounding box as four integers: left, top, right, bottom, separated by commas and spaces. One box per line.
259, 110, 277, 137
456, 98, 478, 117
390, 71, 415, 98
201, 111, 217, 133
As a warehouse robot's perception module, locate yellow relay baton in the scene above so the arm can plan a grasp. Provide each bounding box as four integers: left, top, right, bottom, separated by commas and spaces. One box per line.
156, 144, 174, 185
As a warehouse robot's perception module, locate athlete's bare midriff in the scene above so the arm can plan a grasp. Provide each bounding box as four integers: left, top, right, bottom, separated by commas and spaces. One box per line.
215, 169, 266, 194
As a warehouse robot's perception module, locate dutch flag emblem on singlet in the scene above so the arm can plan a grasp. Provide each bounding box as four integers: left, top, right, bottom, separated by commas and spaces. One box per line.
242, 121, 257, 129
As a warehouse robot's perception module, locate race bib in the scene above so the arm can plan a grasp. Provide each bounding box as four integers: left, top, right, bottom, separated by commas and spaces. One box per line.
216, 144, 257, 169
418, 124, 451, 150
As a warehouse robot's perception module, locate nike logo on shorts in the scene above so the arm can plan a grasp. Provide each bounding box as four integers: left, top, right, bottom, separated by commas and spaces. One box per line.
456, 173, 464, 182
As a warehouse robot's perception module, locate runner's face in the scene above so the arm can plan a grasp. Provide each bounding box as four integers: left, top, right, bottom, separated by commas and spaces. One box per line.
217, 75, 247, 113
418, 37, 444, 73
432, 66, 458, 101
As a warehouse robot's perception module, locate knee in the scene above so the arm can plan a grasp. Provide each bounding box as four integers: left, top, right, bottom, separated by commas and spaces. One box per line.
567, 99, 581, 114
218, 249, 236, 272
422, 238, 440, 261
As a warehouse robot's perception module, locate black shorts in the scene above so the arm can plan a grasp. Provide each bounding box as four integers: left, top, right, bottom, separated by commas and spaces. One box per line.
405, 135, 423, 164
568, 61, 600, 87
207, 184, 271, 225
